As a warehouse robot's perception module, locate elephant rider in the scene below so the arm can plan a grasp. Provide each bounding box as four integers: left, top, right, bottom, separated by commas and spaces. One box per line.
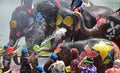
105, 59, 120, 73
71, 0, 93, 12
21, 0, 33, 8
49, 0, 61, 8
20, 0, 33, 14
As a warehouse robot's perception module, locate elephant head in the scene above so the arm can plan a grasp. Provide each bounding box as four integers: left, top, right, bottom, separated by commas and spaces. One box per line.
74, 6, 120, 47
8, 8, 31, 48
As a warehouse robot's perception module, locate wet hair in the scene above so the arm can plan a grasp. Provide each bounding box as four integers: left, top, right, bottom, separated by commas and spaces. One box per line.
70, 48, 79, 60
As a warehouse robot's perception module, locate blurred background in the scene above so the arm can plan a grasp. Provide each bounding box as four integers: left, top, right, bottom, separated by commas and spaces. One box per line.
0, 0, 120, 46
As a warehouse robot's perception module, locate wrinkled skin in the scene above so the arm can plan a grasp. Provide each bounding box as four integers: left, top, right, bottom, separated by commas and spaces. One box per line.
43, 38, 120, 73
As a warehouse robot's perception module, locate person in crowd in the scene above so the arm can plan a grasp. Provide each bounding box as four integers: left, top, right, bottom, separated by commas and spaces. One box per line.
4, 53, 21, 73
105, 59, 120, 73
78, 56, 97, 73
20, 48, 35, 73
70, 48, 82, 73
49, 0, 61, 8
70, 0, 93, 12
21, 0, 33, 8
70, 0, 83, 11
44, 53, 58, 73
49, 60, 66, 73
36, 65, 45, 73
2, 45, 14, 72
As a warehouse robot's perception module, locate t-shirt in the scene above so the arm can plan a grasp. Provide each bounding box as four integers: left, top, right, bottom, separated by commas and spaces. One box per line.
20, 56, 31, 73
81, 65, 97, 73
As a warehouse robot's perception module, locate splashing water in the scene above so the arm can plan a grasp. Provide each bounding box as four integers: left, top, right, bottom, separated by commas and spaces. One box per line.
41, 28, 67, 45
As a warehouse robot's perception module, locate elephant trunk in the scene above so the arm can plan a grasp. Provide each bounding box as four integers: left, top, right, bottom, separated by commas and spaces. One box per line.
74, 12, 102, 37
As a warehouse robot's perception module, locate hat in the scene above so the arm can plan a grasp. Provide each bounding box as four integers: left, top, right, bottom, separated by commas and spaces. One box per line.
83, 58, 94, 64
36, 65, 45, 72
49, 53, 58, 60
4, 44, 8, 49
21, 49, 28, 54
114, 59, 120, 65
7, 47, 14, 54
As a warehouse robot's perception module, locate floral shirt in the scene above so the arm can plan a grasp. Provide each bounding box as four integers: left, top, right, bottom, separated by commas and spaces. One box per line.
81, 65, 97, 73
20, 56, 31, 73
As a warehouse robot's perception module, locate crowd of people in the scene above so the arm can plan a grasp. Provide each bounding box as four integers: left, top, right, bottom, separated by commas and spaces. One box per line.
1, 44, 120, 73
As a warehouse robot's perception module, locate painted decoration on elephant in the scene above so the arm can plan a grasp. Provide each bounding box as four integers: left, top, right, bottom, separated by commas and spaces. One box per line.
49, 21, 56, 27
63, 16, 73, 27
103, 59, 110, 64
106, 21, 120, 40
10, 20, 17, 28
56, 15, 63, 25
16, 31, 21, 37
80, 45, 98, 58
93, 40, 113, 61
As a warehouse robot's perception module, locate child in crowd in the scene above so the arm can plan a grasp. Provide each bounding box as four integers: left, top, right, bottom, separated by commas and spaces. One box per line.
78, 57, 97, 73
105, 59, 120, 73
70, 48, 81, 73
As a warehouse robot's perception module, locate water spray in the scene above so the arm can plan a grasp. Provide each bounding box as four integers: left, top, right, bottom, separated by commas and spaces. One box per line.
41, 28, 67, 45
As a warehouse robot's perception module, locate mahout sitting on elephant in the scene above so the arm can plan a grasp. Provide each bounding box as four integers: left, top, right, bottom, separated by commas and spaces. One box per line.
43, 38, 120, 73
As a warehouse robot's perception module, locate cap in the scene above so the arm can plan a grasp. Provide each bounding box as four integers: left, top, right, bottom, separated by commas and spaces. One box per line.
36, 65, 45, 72
7, 47, 14, 54
49, 53, 58, 60
4, 44, 8, 49
21, 49, 28, 54
83, 58, 94, 64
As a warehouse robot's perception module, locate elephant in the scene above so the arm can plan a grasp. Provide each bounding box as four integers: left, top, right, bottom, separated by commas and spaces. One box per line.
34, 0, 120, 43
8, 0, 120, 52
43, 38, 120, 73
8, 4, 46, 53
75, 7, 120, 47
